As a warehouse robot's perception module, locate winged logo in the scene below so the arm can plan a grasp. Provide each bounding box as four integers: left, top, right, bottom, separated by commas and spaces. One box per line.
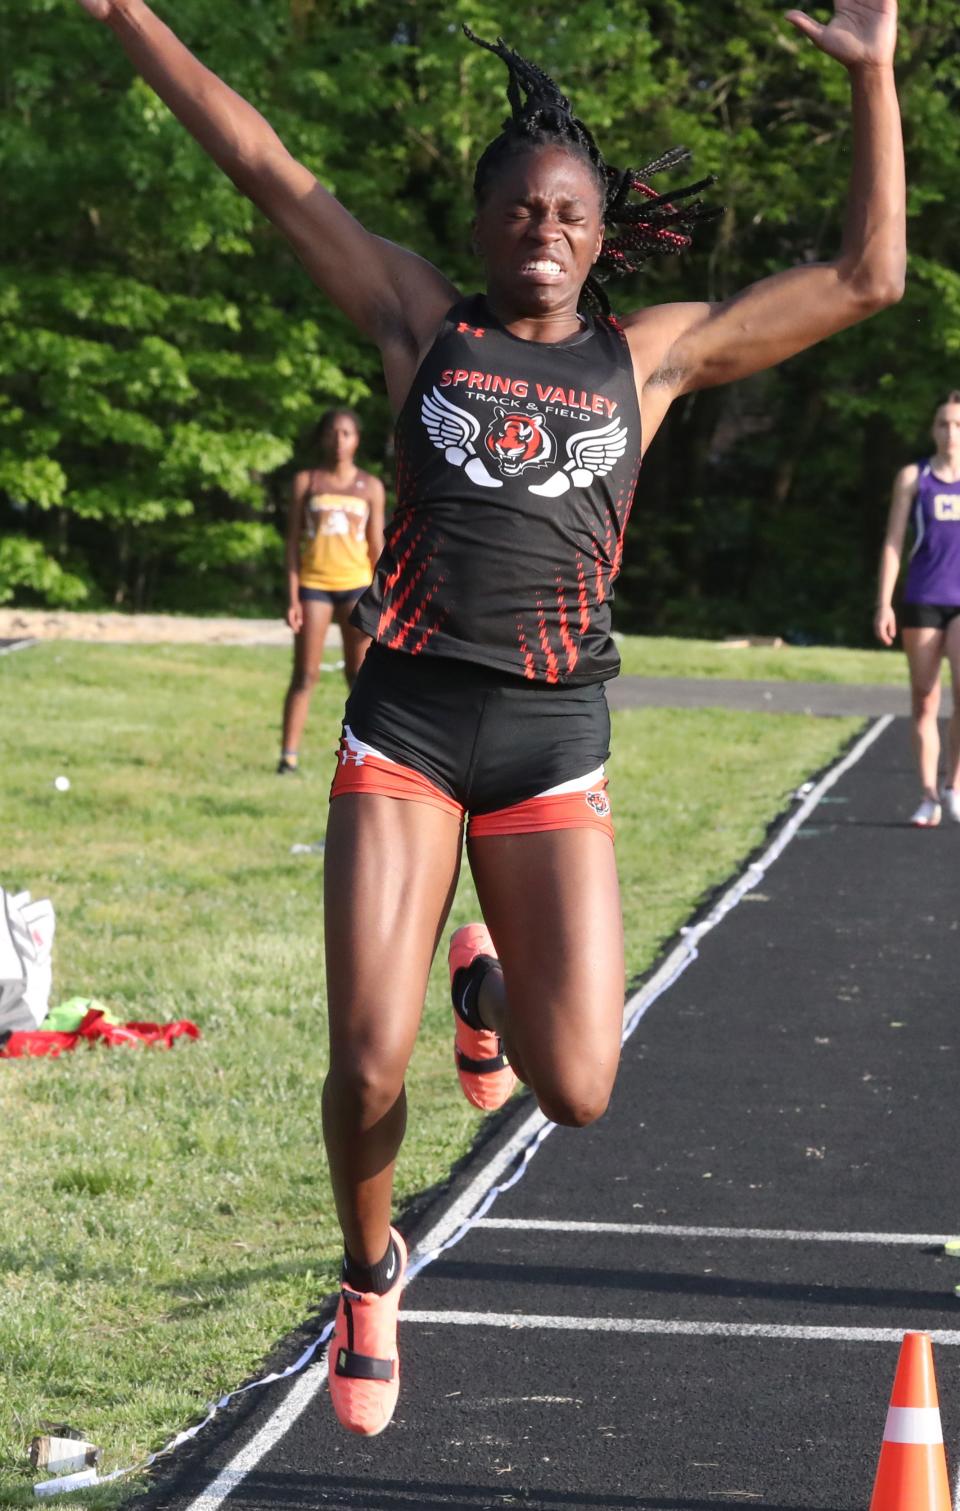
527, 415, 629, 498
421, 387, 502, 489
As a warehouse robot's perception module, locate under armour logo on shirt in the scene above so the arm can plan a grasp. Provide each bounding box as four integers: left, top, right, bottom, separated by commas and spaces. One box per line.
457, 322, 485, 338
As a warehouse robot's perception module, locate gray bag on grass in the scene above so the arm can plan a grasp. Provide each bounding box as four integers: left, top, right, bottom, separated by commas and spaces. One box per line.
0, 888, 55, 1034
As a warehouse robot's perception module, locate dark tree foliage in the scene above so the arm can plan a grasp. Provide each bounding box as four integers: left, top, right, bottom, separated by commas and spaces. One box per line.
1, 0, 957, 640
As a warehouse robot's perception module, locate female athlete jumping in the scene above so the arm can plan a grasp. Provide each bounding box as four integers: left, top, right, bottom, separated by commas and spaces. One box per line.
75, 0, 904, 1435
875, 393, 960, 826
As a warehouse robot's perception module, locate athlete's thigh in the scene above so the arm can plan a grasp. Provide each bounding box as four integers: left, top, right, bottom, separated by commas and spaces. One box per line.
296, 596, 334, 677
467, 827, 624, 1081
943, 615, 960, 694
324, 794, 463, 1072
902, 626, 944, 698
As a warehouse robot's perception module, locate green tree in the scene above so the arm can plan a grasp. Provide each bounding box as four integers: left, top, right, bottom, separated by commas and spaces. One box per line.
1, 0, 370, 610
2, 0, 958, 638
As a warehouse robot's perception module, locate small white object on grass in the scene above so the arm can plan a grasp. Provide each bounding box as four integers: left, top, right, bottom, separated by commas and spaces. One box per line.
30, 1437, 100, 1476
54, 775, 71, 792
34, 1467, 99, 1498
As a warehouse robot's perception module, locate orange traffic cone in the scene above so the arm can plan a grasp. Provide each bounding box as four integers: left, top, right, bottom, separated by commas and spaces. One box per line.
869, 1332, 951, 1510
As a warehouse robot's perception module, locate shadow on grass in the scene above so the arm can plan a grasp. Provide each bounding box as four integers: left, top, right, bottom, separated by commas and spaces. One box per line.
0, 1246, 138, 1284
157, 1259, 340, 1318
0, 1251, 338, 1307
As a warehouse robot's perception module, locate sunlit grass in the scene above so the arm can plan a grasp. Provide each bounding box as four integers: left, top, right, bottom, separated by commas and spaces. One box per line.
615, 632, 906, 686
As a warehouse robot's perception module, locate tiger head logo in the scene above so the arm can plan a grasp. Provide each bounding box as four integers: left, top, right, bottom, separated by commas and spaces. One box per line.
585, 789, 611, 819
483, 407, 555, 477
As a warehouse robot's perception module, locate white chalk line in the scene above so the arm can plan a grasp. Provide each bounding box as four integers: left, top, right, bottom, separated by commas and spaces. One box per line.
399, 1310, 960, 1346
474, 1218, 951, 1246
0, 637, 35, 656
169, 1364, 330, 1511
176, 715, 892, 1510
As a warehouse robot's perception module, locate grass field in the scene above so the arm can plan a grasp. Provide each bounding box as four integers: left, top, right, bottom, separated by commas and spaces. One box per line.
615, 633, 907, 685
0, 637, 862, 1507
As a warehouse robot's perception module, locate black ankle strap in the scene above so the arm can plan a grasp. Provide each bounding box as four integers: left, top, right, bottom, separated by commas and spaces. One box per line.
456, 1046, 510, 1074
335, 1347, 394, 1382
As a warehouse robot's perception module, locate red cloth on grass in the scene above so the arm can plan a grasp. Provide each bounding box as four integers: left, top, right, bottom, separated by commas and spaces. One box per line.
0, 1007, 200, 1059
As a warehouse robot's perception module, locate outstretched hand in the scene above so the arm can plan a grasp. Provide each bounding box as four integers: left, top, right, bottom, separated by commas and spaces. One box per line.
785, 0, 897, 69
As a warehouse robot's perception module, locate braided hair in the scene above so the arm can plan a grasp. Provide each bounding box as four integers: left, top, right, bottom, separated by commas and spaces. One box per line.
465, 27, 720, 317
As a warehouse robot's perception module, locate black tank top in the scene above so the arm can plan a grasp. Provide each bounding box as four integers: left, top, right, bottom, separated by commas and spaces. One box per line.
353, 295, 642, 684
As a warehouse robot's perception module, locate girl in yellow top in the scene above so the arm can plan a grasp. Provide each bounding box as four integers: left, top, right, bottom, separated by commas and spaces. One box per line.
279, 409, 385, 773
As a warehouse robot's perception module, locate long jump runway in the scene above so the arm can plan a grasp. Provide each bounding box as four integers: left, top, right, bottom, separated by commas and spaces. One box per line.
151, 715, 960, 1511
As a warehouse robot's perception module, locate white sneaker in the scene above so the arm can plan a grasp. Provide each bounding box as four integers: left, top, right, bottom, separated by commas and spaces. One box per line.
910, 796, 942, 828
941, 788, 960, 823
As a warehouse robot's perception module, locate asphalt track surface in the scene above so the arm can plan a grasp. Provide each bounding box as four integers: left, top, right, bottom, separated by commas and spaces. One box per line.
607, 675, 952, 718
136, 714, 960, 1511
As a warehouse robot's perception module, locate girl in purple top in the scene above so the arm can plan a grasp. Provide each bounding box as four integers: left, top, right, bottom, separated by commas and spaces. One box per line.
875, 392, 960, 825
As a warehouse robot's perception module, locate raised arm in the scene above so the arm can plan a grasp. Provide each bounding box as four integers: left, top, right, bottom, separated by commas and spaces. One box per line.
626, 0, 904, 437
74, 0, 458, 402
874, 463, 918, 645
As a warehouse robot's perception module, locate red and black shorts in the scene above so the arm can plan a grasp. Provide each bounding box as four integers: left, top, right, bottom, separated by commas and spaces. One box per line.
330, 644, 614, 841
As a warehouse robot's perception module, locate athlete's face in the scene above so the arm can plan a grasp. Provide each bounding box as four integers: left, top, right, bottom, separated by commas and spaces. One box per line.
932, 403, 960, 459
473, 145, 605, 317
321, 414, 360, 467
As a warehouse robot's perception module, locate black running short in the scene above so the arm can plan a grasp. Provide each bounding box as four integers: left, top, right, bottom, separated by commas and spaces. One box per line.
300, 585, 367, 606
900, 602, 960, 631
330, 644, 613, 838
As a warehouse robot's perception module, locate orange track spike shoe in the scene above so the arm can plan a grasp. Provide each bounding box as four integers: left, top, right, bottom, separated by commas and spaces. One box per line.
328, 1227, 407, 1436
448, 923, 517, 1111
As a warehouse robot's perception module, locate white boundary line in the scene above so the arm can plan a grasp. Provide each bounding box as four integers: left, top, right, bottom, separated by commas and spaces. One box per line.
398, 1310, 960, 1346
177, 714, 893, 1511
474, 1218, 951, 1246
0, 638, 35, 656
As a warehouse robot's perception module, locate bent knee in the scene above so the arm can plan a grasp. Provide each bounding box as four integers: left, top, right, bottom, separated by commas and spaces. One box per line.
324, 1059, 404, 1126
535, 1076, 613, 1129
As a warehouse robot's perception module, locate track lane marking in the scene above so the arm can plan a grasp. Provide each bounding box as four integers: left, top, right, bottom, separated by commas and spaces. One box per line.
399, 1310, 960, 1345
179, 1364, 330, 1511
474, 1219, 951, 1246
